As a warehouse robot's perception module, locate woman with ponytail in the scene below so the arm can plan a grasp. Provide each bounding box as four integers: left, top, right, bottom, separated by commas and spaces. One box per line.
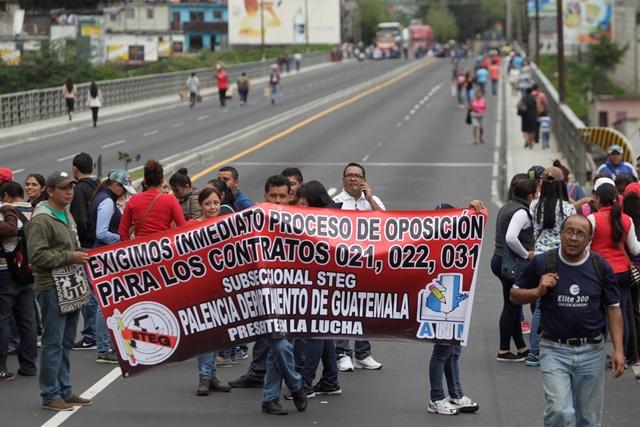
589, 182, 640, 360
86, 82, 103, 127
62, 77, 76, 120
622, 184, 640, 367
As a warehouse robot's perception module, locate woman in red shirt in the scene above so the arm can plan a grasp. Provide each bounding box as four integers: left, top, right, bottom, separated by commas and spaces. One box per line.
118, 159, 186, 240
214, 66, 228, 107
588, 183, 640, 359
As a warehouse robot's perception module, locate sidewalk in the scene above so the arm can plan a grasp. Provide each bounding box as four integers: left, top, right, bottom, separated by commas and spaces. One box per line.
0, 60, 342, 148
505, 79, 573, 187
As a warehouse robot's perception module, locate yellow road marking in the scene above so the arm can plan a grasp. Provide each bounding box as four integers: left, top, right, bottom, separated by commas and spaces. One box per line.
191, 58, 437, 182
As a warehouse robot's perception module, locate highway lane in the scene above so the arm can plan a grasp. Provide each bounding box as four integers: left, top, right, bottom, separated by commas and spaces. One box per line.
3, 58, 639, 427
1, 59, 405, 181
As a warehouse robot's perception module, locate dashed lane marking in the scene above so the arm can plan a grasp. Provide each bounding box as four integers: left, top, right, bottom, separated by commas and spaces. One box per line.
327, 187, 338, 196
197, 115, 209, 121
362, 155, 370, 162
143, 130, 159, 137
12, 168, 24, 174
56, 152, 80, 162
171, 122, 184, 128
102, 140, 126, 149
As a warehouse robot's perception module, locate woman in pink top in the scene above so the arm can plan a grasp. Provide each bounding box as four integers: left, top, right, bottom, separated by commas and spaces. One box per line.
469, 89, 486, 145
62, 78, 76, 121
118, 159, 186, 241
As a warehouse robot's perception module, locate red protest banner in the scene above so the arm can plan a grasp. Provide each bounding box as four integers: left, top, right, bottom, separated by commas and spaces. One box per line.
86, 204, 487, 377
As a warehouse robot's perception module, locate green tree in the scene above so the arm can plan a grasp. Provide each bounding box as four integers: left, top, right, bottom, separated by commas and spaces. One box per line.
589, 35, 629, 92
425, 3, 459, 43
356, 0, 393, 45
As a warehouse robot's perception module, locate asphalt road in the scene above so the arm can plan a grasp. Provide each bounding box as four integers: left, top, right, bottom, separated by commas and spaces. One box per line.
2, 58, 639, 427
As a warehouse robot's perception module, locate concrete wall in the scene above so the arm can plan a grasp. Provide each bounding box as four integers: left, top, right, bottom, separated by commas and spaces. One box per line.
104, 5, 170, 33
612, 4, 639, 94
106, 34, 159, 62
614, 117, 640, 156
589, 97, 640, 128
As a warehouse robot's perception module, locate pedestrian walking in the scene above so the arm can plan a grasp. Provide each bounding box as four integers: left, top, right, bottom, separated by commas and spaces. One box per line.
285, 53, 291, 73
511, 215, 625, 426
185, 72, 200, 108
237, 72, 253, 106
508, 64, 520, 97
469, 90, 486, 145
294, 52, 302, 72
538, 112, 552, 149
489, 61, 500, 95
214, 65, 228, 107
475, 65, 489, 95
86, 82, 102, 127
453, 68, 467, 108
268, 64, 282, 105
622, 184, 640, 369
26, 171, 92, 411
62, 78, 76, 121
518, 88, 538, 149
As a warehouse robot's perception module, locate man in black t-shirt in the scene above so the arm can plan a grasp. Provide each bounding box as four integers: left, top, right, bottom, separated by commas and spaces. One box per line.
511, 215, 624, 427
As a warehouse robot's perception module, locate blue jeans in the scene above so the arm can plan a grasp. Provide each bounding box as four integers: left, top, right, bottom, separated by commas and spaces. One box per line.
429, 345, 464, 401
293, 338, 306, 372
197, 351, 218, 379
615, 272, 630, 356
540, 337, 605, 427
80, 276, 98, 343
96, 302, 113, 353
37, 287, 80, 405
492, 79, 498, 95
491, 255, 527, 351
301, 339, 338, 385
478, 81, 486, 94
270, 85, 279, 104
335, 339, 372, 360
467, 87, 474, 104
457, 88, 465, 105
530, 299, 542, 355
189, 92, 196, 106
541, 131, 550, 148
219, 347, 236, 359
262, 339, 301, 402
245, 339, 268, 380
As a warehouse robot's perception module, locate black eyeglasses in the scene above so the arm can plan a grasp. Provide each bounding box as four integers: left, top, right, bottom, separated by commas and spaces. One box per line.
344, 174, 364, 180
561, 230, 589, 240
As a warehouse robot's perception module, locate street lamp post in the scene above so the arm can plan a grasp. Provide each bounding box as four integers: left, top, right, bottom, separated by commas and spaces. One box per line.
261, 1, 265, 58
557, 0, 565, 103
535, 0, 540, 65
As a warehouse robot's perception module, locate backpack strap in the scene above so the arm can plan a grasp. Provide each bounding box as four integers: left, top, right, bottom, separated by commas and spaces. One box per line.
591, 251, 605, 284
543, 248, 558, 310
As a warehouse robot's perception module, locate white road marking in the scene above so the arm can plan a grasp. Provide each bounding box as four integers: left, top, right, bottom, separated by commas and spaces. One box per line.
362, 155, 370, 162
102, 140, 126, 149
414, 105, 420, 109
327, 187, 338, 197
143, 130, 159, 137
492, 71, 505, 208
171, 122, 184, 128
377, 142, 382, 146
404, 116, 410, 121
12, 168, 24, 174
397, 123, 402, 127
410, 109, 416, 115
40, 367, 122, 427
56, 152, 80, 162
419, 100, 425, 105
197, 115, 209, 121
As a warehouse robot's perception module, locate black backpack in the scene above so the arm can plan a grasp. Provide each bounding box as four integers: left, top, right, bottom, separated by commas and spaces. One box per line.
2, 209, 34, 285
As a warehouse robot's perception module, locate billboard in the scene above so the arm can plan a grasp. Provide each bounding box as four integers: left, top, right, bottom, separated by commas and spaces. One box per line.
228, 0, 340, 45
563, 0, 612, 44
527, 0, 557, 17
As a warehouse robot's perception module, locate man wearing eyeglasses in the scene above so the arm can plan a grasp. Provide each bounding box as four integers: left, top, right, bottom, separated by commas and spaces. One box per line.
332, 162, 385, 371
510, 215, 624, 427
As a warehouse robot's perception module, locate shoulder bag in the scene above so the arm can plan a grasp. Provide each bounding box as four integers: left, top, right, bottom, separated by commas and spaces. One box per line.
131, 193, 162, 237
498, 208, 530, 281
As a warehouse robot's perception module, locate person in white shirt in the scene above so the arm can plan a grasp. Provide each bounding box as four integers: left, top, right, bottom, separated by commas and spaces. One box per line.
186, 73, 200, 108
332, 162, 384, 372
294, 53, 302, 72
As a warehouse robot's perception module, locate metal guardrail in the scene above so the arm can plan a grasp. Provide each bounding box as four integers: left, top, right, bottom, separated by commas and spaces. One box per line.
0, 51, 330, 129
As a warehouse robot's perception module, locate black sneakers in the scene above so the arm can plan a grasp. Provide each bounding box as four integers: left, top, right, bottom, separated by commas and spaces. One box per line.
96, 350, 119, 364
314, 381, 342, 395
262, 399, 288, 415
228, 375, 264, 388
0, 370, 15, 381
496, 352, 526, 362
285, 383, 315, 400
72, 338, 96, 351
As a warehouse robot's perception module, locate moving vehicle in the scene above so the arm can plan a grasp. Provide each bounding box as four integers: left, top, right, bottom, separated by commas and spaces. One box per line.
376, 22, 403, 58
409, 25, 433, 51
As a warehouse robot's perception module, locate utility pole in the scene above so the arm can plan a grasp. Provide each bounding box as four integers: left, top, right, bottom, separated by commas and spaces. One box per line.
535, 0, 540, 65
557, 0, 565, 103
305, 0, 309, 50
261, 1, 265, 58
516, 0, 522, 45
506, 0, 513, 41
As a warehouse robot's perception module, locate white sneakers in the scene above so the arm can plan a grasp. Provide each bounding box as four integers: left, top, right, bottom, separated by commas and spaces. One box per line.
428, 399, 459, 415
448, 396, 479, 413
353, 356, 383, 370
337, 356, 383, 371
337, 356, 354, 372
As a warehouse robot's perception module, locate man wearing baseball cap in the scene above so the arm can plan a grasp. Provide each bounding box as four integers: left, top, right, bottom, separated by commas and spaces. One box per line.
88, 169, 135, 364
25, 171, 92, 411
596, 145, 638, 180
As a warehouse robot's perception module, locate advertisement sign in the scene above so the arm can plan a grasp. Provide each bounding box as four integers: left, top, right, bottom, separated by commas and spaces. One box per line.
86, 205, 487, 378
107, 45, 129, 62
228, 0, 340, 45
563, 0, 612, 44
158, 40, 171, 57
128, 45, 145, 61
81, 23, 102, 37
0, 49, 20, 65
527, 0, 557, 17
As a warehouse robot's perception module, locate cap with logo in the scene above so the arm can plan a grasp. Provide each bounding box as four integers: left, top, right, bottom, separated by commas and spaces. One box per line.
542, 167, 564, 182
608, 144, 623, 154
527, 165, 545, 181
0, 168, 13, 185
108, 169, 137, 195
45, 171, 76, 189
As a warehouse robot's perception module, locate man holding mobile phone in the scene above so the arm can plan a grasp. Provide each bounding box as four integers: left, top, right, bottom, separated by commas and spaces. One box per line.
331, 162, 385, 371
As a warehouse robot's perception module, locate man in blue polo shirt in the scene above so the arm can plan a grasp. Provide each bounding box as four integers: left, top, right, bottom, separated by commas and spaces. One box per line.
511, 215, 624, 427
